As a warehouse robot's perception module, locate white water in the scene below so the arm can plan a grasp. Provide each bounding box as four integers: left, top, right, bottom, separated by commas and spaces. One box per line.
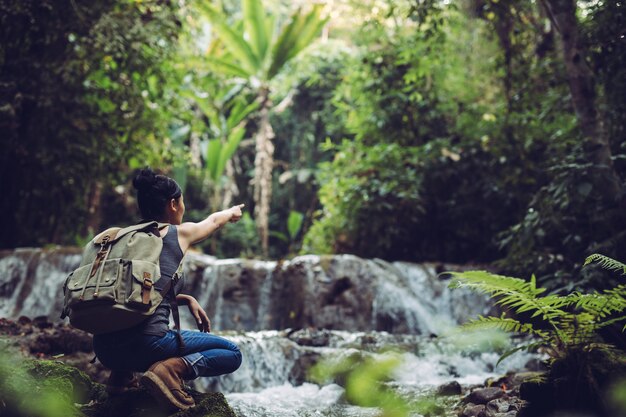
204, 330, 534, 417
0, 249, 534, 417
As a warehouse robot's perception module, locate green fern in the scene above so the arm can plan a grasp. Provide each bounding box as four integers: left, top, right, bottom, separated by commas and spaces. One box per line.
462, 314, 550, 339
584, 254, 626, 274
450, 271, 572, 343
450, 257, 626, 361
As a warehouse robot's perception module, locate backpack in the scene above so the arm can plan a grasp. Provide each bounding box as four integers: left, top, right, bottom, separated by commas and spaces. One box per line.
61, 221, 183, 335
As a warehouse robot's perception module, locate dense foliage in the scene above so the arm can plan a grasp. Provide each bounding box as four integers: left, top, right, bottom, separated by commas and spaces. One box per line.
1, 0, 625, 287
0, 0, 184, 248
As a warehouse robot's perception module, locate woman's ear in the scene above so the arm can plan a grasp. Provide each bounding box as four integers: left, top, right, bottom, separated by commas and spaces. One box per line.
169, 198, 179, 212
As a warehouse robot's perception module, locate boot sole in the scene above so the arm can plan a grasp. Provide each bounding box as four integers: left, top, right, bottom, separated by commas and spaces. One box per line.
140, 371, 194, 411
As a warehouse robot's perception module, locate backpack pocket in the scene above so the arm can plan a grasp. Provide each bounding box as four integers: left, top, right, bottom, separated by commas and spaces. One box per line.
125, 259, 161, 310
64, 259, 123, 308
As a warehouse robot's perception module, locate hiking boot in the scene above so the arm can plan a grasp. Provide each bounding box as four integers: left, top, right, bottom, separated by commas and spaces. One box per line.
140, 357, 195, 410
106, 370, 139, 395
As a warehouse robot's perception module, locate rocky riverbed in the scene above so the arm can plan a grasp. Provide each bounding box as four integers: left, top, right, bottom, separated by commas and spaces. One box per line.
0, 316, 548, 417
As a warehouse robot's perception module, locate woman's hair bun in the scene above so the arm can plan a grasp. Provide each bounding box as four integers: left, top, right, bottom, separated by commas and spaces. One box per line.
133, 167, 157, 191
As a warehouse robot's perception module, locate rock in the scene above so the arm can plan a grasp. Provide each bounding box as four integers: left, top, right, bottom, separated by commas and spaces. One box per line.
465, 387, 505, 405
29, 325, 93, 355
460, 403, 486, 417
485, 398, 510, 417
437, 380, 462, 396
289, 351, 322, 385
523, 358, 547, 372
0, 357, 236, 417
33, 315, 53, 329
287, 328, 331, 347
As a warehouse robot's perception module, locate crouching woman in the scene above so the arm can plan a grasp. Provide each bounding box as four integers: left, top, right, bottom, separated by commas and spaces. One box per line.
93, 168, 243, 410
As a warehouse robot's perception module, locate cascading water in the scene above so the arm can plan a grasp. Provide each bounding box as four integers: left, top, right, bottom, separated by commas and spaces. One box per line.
0, 249, 534, 417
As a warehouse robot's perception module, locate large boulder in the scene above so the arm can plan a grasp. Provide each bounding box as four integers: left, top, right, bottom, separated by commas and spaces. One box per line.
0, 357, 236, 417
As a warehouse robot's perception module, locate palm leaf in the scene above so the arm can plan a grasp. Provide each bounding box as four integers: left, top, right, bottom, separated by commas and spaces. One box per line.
292, 6, 328, 59
267, 6, 326, 79
204, 57, 252, 78
227, 99, 260, 130
287, 211, 304, 239
215, 125, 246, 181
243, 0, 269, 63
206, 139, 222, 181
199, 3, 259, 75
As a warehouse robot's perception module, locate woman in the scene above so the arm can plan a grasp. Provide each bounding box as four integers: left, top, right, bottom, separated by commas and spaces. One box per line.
93, 167, 243, 410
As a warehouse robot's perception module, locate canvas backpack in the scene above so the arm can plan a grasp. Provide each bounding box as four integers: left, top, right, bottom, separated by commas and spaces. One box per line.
61, 221, 183, 335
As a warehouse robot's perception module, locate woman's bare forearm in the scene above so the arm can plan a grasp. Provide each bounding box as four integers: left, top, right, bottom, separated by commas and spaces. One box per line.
177, 204, 245, 250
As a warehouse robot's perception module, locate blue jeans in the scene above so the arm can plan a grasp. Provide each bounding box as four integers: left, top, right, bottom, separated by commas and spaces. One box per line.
93, 330, 242, 379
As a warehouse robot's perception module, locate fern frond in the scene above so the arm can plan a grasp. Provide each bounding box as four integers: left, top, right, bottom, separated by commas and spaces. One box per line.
496, 341, 544, 368
461, 315, 550, 340
450, 271, 569, 339
592, 314, 626, 331
584, 254, 626, 274
557, 313, 597, 345
568, 290, 626, 319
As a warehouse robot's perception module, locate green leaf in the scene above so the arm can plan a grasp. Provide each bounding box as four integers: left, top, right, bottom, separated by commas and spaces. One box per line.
206, 139, 222, 181
199, 3, 259, 74
267, 6, 326, 79
269, 230, 289, 242
204, 57, 252, 78
243, 0, 269, 63
287, 211, 304, 239
215, 125, 246, 180
584, 254, 626, 274
226, 100, 259, 130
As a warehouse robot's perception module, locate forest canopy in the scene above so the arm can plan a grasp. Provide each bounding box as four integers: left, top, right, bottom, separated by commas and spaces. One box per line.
1, 0, 625, 288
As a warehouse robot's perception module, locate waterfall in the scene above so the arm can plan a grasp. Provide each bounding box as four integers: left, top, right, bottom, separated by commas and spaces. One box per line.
0, 249, 490, 334
0, 248, 525, 417
0, 248, 81, 319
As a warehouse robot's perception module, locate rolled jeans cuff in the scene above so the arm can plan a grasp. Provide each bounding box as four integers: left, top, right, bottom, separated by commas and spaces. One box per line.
182, 353, 202, 378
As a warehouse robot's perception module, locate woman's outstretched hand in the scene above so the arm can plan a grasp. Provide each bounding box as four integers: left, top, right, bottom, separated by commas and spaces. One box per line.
229, 204, 245, 223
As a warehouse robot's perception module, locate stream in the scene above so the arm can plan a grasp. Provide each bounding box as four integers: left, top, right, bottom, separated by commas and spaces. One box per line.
0, 248, 535, 416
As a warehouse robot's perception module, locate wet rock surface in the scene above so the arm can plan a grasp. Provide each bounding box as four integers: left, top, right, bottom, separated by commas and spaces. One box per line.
437, 380, 463, 396
455, 372, 535, 417
0, 249, 491, 335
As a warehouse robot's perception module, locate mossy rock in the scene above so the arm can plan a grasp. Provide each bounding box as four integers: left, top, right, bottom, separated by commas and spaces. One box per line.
1, 357, 237, 417
81, 388, 236, 417
24, 359, 100, 404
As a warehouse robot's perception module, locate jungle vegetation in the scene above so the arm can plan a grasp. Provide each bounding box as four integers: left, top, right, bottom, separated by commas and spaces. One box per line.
1, 0, 625, 291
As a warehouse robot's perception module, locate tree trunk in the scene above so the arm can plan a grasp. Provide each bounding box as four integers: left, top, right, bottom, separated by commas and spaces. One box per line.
542, 0, 622, 199
253, 88, 274, 257
85, 180, 103, 236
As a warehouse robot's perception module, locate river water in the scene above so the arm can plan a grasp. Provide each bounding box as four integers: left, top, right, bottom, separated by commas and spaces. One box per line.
0, 249, 535, 416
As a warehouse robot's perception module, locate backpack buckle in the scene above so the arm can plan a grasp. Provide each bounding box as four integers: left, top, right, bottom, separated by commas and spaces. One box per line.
99, 235, 110, 252
142, 272, 153, 289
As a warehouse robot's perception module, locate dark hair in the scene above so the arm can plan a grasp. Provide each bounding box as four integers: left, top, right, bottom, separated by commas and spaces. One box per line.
132, 167, 182, 220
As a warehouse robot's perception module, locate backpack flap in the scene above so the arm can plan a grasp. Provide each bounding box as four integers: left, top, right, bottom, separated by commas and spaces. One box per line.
93, 227, 122, 245
126, 259, 163, 310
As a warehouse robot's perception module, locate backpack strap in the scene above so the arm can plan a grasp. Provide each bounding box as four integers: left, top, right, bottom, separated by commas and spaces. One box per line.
94, 221, 163, 245
158, 260, 186, 350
